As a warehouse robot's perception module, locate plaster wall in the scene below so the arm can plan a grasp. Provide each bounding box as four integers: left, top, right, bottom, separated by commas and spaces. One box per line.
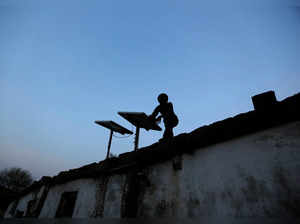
137, 121, 300, 218
102, 174, 126, 218
6, 121, 299, 219
39, 179, 99, 218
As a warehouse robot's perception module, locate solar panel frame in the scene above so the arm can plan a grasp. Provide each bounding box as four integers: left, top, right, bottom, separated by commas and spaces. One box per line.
118, 112, 162, 131
94, 120, 133, 135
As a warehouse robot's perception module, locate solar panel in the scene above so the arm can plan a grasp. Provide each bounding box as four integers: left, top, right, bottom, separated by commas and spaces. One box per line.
118, 112, 162, 131
94, 120, 133, 135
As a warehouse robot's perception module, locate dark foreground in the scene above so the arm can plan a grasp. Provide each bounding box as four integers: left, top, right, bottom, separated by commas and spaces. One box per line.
0, 218, 297, 224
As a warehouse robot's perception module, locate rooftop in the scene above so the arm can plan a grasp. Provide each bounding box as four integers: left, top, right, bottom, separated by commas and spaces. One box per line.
16, 91, 300, 196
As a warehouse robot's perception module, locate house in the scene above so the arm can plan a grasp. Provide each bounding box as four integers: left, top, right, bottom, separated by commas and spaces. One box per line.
0, 186, 17, 218
4, 90, 300, 220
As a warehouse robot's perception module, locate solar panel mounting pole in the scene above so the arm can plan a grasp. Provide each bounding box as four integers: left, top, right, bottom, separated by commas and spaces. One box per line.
106, 130, 113, 159
134, 126, 140, 151
118, 112, 162, 151
94, 120, 133, 160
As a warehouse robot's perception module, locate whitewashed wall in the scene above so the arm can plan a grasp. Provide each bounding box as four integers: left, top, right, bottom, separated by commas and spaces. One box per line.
6, 121, 299, 219
137, 121, 300, 217
39, 178, 100, 218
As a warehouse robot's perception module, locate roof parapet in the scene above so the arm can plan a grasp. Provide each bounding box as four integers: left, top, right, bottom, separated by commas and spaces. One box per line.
252, 90, 277, 111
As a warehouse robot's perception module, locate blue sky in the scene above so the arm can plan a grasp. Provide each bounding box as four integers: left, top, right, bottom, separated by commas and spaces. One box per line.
1, 0, 300, 180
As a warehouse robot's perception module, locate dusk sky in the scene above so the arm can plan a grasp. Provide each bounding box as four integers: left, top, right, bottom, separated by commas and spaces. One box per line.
1, 0, 299, 180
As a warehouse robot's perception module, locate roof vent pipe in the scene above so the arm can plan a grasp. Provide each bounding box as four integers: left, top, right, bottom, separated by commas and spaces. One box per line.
252, 90, 277, 111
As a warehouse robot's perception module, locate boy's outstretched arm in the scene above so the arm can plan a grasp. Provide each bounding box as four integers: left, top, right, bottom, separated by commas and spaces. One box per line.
149, 106, 160, 119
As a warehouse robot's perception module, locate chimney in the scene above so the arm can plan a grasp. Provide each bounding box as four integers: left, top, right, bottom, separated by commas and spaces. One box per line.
252, 91, 277, 111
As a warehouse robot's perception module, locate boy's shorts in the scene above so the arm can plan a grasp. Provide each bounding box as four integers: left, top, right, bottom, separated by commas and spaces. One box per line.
164, 115, 179, 128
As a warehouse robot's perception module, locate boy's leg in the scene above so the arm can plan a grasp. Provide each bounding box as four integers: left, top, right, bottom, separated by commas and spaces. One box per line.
163, 126, 173, 139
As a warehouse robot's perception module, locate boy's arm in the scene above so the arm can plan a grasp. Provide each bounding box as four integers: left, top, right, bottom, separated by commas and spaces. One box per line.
156, 115, 162, 123
149, 106, 160, 118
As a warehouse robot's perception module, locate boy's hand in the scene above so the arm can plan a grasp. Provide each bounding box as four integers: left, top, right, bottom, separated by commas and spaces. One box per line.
155, 116, 162, 124
148, 114, 154, 120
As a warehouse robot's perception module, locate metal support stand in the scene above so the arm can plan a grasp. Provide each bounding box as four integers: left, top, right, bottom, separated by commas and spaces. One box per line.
134, 126, 140, 151
106, 130, 113, 159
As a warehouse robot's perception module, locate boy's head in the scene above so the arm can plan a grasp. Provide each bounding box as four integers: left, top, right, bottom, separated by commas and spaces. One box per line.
157, 93, 168, 104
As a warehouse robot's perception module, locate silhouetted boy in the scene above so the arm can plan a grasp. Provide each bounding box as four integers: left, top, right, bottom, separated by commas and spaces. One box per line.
149, 93, 179, 139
